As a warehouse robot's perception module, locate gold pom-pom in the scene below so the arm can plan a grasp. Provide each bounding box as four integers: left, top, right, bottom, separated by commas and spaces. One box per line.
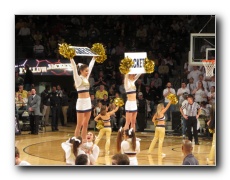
58, 43, 76, 59
167, 93, 178, 105
154, 120, 158, 127
209, 128, 215, 134
96, 119, 104, 130
91, 43, 107, 63
144, 58, 155, 73
113, 98, 124, 107
119, 56, 134, 75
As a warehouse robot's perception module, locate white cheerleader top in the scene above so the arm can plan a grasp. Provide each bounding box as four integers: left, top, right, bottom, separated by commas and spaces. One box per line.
124, 74, 141, 94
121, 138, 141, 155
70, 58, 95, 93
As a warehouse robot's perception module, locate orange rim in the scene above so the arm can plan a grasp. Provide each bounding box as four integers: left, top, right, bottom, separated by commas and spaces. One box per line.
202, 60, 215, 64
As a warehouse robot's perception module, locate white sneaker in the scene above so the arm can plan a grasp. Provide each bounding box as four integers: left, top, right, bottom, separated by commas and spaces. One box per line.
161, 153, 166, 157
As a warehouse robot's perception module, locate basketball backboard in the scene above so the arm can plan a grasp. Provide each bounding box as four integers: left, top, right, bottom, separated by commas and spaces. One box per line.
189, 33, 215, 66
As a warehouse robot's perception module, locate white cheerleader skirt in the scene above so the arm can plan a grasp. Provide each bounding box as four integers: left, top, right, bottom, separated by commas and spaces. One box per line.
129, 156, 138, 165
76, 97, 92, 112
125, 100, 137, 112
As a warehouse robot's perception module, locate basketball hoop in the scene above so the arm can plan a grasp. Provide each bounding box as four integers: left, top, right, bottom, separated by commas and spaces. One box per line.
202, 60, 215, 77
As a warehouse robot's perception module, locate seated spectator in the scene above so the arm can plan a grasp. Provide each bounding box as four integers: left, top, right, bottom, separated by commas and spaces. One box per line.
32, 30, 43, 42
187, 77, 196, 94
15, 146, 31, 165
17, 84, 28, 99
75, 154, 90, 165
95, 85, 108, 101
93, 101, 102, 117
182, 140, 199, 165
15, 93, 27, 111
100, 94, 110, 107
111, 153, 130, 165
33, 40, 45, 58
15, 72, 24, 92
207, 86, 215, 105
195, 74, 208, 90
94, 71, 107, 88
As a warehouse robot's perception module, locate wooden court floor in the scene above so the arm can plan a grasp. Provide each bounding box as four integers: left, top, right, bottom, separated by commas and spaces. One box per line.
15, 122, 215, 166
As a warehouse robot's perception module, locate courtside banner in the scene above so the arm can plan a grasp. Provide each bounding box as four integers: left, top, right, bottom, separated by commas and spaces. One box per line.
124, 52, 147, 74
70, 46, 100, 56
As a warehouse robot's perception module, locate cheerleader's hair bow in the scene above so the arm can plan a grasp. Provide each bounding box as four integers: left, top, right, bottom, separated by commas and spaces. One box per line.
78, 63, 84, 67
128, 128, 133, 135
71, 137, 81, 143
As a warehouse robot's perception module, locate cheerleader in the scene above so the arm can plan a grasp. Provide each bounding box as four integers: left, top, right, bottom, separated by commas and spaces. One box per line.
148, 100, 172, 157
61, 136, 85, 165
94, 105, 119, 155
81, 131, 100, 165
117, 127, 141, 165
70, 57, 95, 142
124, 73, 142, 131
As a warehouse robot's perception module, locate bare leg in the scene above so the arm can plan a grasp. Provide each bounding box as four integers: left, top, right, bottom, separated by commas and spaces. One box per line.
124, 112, 132, 130
75, 112, 84, 137
130, 112, 137, 131
81, 111, 91, 142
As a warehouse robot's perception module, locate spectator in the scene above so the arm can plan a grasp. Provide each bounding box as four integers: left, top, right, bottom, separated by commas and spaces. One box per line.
100, 94, 110, 107
17, 84, 28, 99
94, 71, 107, 88
195, 74, 208, 90
15, 146, 31, 165
182, 140, 199, 165
47, 85, 62, 131
187, 77, 196, 94
75, 154, 90, 165
88, 23, 100, 41
95, 85, 108, 101
40, 84, 51, 126
15, 72, 24, 92
163, 82, 176, 121
111, 153, 130, 165
27, 88, 41, 135
33, 40, 45, 58
24, 64, 34, 91
61, 88, 69, 126
177, 82, 190, 106
192, 81, 208, 103
207, 75, 215, 91
32, 30, 43, 42
136, 92, 147, 132
207, 86, 215, 105
93, 101, 102, 117
187, 66, 202, 83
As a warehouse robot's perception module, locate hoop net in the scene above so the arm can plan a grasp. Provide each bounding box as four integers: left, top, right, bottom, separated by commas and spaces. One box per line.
202, 60, 215, 77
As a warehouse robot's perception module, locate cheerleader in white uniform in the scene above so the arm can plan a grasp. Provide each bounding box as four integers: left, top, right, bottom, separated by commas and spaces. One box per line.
70, 57, 95, 141
117, 128, 141, 165
124, 74, 142, 131
81, 131, 100, 165
61, 136, 85, 165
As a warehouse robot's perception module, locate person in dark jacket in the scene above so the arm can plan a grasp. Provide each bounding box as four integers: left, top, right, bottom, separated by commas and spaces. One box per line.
24, 64, 34, 91
47, 85, 62, 131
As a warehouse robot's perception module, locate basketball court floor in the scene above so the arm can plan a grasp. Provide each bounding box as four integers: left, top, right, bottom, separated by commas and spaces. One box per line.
15, 122, 215, 166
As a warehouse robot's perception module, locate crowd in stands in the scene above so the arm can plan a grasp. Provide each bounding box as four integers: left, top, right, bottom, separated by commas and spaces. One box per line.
15, 15, 215, 132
